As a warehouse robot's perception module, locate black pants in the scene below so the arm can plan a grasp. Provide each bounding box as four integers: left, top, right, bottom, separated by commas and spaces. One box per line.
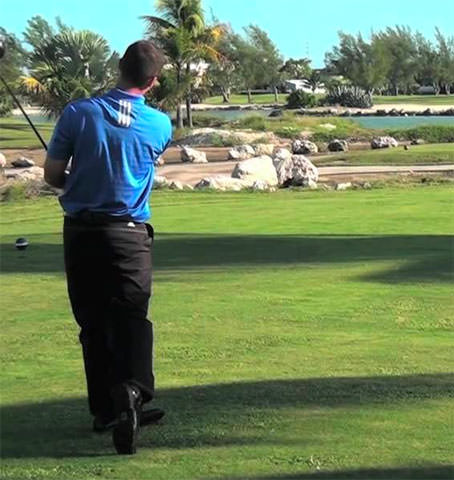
63, 215, 154, 418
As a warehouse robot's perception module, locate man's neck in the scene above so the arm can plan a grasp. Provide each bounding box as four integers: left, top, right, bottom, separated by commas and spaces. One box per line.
116, 82, 146, 96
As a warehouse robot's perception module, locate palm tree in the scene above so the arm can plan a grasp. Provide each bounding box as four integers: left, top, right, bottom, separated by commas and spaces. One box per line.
21, 17, 118, 117
143, 0, 222, 128
304, 70, 323, 93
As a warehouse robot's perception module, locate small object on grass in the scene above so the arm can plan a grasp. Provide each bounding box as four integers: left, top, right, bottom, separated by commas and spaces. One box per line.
15, 237, 29, 250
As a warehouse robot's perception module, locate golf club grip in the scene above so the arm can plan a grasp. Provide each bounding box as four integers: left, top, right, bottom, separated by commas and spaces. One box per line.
0, 74, 48, 151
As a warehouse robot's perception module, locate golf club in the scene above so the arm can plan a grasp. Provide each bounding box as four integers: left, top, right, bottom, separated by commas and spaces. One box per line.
0, 35, 48, 150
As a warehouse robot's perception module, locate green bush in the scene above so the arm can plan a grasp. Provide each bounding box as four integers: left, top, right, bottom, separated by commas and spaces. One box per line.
286, 90, 317, 109
326, 86, 373, 108
387, 125, 454, 143
192, 114, 227, 128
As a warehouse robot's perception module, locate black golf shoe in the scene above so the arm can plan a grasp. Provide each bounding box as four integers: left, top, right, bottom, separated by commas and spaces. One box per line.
93, 407, 165, 433
111, 383, 142, 455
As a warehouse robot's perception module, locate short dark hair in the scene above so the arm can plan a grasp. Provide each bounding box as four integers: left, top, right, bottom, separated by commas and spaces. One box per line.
119, 41, 166, 87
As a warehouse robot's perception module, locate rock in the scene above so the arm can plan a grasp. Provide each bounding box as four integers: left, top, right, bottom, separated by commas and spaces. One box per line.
404, 145, 409, 150
272, 148, 292, 165
6, 166, 44, 181
362, 182, 372, 189
371, 136, 398, 149
227, 144, 255, 160
274, 154, 319, 186
291, 139, 318, 155
410, 138, 425, 146
303, 179, 318, 189
12, 156, 35, 168
253, 143, 275, 156
181, 146, 208, 163
251, 179, 272, 191
328, 139, 349, 152
155, 155, 165, 166
0, 152, 6, 169
184, 184, 194, 190
153, 175, 169, 189
319, 183, 334, 191
231, 155, 278, 186
169, 180, 184, 190
335, 182, 352, 191
268, 109, 283, 117
194, 176, 250, 191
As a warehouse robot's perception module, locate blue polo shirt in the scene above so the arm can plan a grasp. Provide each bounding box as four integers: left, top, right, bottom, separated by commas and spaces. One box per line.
48, 88, 172, 222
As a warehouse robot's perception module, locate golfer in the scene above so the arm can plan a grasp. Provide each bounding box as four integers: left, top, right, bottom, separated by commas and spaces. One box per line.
44, 41, 172, 455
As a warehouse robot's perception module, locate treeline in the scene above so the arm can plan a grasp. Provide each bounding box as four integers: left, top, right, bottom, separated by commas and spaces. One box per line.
325, 26, 454, 95
1, 1, 453, 124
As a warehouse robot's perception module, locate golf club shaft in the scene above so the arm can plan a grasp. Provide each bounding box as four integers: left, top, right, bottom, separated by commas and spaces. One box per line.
0, 74, 48, 151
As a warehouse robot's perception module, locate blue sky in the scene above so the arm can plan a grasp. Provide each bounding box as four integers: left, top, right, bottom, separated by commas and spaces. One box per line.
2, 0, 454, 67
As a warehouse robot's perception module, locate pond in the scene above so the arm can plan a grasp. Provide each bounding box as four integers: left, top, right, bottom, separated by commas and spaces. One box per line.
352, 116, 454, 129
12, 110, 454, 129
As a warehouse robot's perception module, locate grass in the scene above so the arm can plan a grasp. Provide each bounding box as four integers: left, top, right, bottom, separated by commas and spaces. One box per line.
373, 95, 454, 106
316, 143, 454, 166
1, 187, 453, 480
204, 94, 289, 105
205, 94, 454, 107
0, 117, 54, 149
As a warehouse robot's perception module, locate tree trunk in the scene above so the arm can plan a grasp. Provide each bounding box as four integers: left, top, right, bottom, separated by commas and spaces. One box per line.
274, 86, 278, 103
247, 88, 252, 103
221, 87, 229, 103
185, 95, 193, 128
176, 64, 184, 129
176, 104, 183, 129
185, 63, 193, 128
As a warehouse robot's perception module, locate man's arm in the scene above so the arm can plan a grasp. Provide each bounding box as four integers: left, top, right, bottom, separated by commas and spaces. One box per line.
45, 104, 75, 188
44, 156, 70, 188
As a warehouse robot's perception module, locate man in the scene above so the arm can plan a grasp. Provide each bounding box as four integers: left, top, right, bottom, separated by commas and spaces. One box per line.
44, 41, 172, 455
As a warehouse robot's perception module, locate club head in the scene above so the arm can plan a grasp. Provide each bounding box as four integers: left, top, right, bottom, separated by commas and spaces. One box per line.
0, 36, 6, 60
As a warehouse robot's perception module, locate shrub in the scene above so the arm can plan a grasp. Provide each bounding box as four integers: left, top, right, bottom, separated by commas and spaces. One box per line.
235, 114, 267, 131
326, 86, 373, 108
286, 90, 317, 109
192, 114, 227, 128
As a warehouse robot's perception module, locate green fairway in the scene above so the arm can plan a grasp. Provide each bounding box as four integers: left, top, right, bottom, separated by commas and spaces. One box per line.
205, 94, 454, 107
373, 95, 454, 106
205, 93, 289, 105
315, 143, 454, 166
0, 117, 54, 149
1, 187, 453, 480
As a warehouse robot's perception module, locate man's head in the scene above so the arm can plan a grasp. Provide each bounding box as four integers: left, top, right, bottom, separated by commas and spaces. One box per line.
119, 40, 166, 93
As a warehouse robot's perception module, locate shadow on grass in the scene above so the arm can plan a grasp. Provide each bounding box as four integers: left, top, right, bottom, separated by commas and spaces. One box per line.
224, 465, 454, 479
1, 373, 453, 459
0, 234, 452, 284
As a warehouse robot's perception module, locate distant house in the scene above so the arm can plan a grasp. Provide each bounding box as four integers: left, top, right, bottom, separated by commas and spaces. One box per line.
418, 85, 437, 95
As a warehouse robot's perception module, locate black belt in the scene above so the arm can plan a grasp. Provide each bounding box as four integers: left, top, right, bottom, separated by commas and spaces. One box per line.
66, 211, 139, 224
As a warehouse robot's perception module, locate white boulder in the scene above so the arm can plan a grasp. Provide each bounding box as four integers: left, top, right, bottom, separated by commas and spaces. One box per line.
328, 139, 349, 152
231, 155, 278, 186
291, 139, 318, 155
335, 182, 352, 191
274, 154, 318, 186
272, 148, 292, 167
6, 166, 44, 181
181, 146, 208, 163
253, 143, 275, 156
371, 136, 398, 149
169, 180, 184, 190
0, 152, 6, 169
153, 175, 169, 189
195, 176, 250, 191
228, 145, 255, 160
12, 156, 35, 168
